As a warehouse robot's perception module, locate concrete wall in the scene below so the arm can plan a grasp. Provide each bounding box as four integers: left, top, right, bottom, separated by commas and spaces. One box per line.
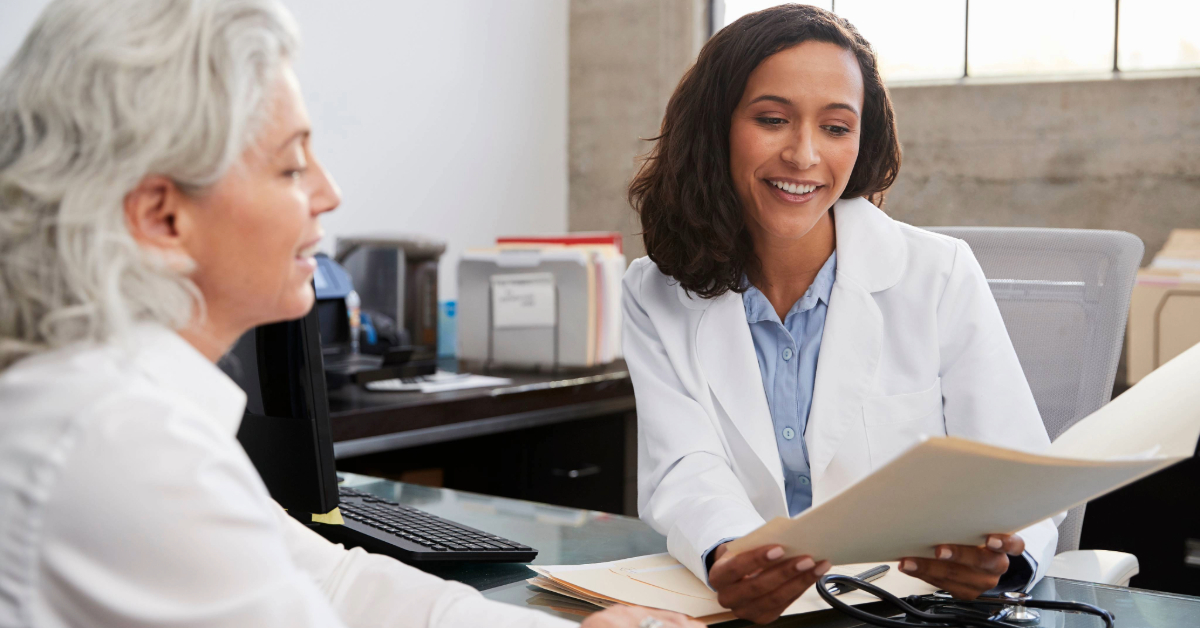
568, 0, 708, 262
886, 75, 1200, 264
565, 1, 1200, 265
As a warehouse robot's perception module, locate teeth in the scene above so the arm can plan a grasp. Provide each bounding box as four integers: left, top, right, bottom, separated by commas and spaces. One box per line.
771, 180, 816, 195
298, 242, 321, 258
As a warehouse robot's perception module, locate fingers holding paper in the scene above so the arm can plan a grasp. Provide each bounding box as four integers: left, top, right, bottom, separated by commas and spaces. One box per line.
899, 533, 1025, 600
708, 543, 832, 624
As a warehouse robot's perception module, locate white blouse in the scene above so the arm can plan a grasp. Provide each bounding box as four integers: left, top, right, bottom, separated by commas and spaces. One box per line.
0, 324, 574, 628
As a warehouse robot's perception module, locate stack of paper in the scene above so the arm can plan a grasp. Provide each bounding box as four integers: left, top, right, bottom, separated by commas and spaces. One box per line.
528, 554, 935, 624
530, 340, 1200, 621
364, 371, 513, 393
458, 233, 626, 369
495, 234, 626, 366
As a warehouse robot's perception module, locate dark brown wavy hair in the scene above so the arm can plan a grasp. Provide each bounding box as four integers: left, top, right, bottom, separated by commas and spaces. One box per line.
628, 4, 901, 299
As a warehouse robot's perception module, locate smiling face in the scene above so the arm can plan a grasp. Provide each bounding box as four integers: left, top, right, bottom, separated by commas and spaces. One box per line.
729, 41, 864, 248
182, 64, 340, 333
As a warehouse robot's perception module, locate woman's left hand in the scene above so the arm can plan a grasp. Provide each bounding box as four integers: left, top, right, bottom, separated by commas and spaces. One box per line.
898, 534, 1025, 600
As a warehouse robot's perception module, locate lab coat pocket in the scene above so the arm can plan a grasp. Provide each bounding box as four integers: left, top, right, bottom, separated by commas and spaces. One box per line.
862, 378, 946, 468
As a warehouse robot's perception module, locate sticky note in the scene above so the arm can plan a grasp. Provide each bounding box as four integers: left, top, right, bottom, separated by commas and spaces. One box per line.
312, 507, 344, 525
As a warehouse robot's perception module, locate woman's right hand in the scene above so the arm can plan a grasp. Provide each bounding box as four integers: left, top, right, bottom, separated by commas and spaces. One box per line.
708, 543, 831, 625
580, 605, 704, 627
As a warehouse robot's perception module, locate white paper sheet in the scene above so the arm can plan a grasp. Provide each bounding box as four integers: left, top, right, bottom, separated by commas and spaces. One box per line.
726, 341, 1200, 564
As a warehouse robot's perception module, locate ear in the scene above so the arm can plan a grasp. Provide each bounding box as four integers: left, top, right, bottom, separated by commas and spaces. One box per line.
123, 175, 191, 261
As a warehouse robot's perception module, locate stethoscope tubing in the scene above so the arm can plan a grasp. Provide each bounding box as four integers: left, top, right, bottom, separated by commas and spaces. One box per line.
815, 574, 1115, 628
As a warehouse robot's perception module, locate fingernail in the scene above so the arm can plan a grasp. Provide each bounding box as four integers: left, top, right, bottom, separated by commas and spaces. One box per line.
766, 547, 784, 560
814, 561, 832, 577
937, 547, 952, 560
987, 537, 1003, 550
900, 559, 917, 573
795, 557, 815, 572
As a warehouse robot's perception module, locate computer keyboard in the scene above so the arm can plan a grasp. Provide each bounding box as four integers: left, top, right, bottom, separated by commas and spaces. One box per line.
315, 486, 538, 563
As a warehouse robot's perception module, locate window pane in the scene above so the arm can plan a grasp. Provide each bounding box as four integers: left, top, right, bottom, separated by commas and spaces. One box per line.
837, 0, 966, 82
720, 1, 833, 29
1118, 0, 1200, 71
968, 0, 1115, 77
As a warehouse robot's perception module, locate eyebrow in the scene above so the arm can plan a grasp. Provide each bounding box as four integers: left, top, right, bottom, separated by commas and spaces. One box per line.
277, 129, 310, 152
748, 94, 860, 117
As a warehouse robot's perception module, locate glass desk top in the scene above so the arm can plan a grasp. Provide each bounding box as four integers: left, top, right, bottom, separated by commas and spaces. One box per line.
340, 473, 666, 590
342, 474, 1200, 627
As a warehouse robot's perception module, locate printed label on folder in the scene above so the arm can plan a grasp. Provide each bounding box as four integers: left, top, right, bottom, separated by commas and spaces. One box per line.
492, 272, 557, 329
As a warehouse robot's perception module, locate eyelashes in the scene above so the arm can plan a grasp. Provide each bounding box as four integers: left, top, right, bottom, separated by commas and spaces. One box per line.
755, 116, 788, 126
753, 117, 854, 137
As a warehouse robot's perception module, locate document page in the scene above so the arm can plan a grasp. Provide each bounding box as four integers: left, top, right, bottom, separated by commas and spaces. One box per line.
726, 341, 1200, 564
530, 554, 935, 623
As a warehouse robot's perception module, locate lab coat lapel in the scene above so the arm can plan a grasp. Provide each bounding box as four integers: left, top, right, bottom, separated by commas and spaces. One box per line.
695, 291, 786, 496
806, 279, 882, 482
806, 198, 905, 484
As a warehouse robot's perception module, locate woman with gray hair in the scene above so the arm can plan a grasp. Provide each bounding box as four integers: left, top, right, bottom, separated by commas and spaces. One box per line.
0, 1, 700, 627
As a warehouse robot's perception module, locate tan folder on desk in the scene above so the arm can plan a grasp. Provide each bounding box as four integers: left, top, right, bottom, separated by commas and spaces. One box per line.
529, 343, 1200, 621
726, 340, 1200, 564
529, 554, 936, 624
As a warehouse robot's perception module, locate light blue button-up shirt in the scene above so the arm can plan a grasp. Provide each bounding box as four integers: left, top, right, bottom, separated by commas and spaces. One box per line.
743, 251, 837, 517
702, 249, 1035, 591
698, 252, 837, 578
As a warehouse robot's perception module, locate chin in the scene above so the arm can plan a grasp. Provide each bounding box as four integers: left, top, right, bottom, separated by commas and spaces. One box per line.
292, 286, 316, 318
277, 286, 316, 322
763, 217, 823, 241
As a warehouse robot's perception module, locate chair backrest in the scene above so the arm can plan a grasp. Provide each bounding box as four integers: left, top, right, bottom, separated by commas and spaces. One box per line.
926, 227, 1144, 553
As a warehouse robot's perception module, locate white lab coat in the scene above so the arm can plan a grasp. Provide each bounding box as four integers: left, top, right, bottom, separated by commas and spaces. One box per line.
622, 197, 1059, 587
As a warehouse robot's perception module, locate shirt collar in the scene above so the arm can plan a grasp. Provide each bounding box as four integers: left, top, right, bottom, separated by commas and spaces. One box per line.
743, 250, 838, 325
126, 323, 248, 435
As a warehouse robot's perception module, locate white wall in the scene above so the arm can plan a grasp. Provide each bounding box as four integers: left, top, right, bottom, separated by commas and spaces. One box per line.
0, 0, 570, 301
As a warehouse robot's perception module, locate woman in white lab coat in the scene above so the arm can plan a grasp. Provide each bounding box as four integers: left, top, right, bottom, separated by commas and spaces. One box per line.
0, 2, 697, 627
624, 5, 1058, 624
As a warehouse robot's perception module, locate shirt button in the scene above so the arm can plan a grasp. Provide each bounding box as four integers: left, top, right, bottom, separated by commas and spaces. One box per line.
782, 347, 794, 361
798, 476, 811, 485
782, 427, 795, 440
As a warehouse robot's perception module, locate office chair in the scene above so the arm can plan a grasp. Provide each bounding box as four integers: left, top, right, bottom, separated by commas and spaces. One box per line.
927, 227, 1144, 587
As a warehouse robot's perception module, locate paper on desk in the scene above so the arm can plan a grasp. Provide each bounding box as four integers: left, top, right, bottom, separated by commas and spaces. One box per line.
364, 371, 513, 393
727, 341, 1200, 565
528, 554, 935, 624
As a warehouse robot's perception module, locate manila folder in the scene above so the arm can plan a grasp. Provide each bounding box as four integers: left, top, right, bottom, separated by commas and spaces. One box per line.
727, 340, 1200, 564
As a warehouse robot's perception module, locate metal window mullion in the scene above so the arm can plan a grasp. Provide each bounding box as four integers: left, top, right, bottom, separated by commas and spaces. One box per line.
1112, 0, 1120, 72
963, 0, 970, 78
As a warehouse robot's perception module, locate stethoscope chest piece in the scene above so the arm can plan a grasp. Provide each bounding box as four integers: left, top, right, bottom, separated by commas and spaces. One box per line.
994, 591, 1041, 625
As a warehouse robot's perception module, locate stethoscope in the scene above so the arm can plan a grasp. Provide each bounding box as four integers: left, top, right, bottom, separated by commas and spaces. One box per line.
816, 574, 1115, 628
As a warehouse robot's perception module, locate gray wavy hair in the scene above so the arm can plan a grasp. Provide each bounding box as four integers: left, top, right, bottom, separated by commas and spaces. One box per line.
0, 0, 299, 369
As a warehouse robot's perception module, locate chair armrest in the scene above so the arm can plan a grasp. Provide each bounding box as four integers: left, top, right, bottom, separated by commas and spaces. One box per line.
1048, 550, 1140, 587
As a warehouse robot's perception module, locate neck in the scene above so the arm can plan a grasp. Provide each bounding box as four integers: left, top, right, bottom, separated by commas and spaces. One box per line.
750, 210, 836, 320
177, 312, 245, 363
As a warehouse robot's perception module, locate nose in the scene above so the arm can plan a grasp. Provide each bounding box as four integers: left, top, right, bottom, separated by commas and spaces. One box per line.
308, 155, 341, 216
781, 125, 820, 171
